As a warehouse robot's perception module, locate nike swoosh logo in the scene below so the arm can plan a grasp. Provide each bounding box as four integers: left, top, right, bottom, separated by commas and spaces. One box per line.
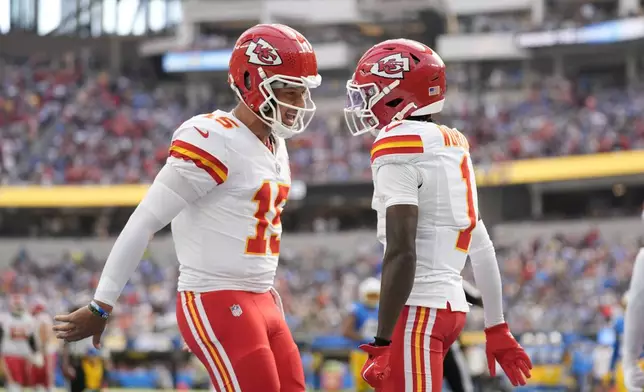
194, 126, 209, 138
362, 362, 375, 381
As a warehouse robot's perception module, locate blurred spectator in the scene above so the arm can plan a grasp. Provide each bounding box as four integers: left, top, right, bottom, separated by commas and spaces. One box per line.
1, 229, 638, 340
2, 59, 644, 185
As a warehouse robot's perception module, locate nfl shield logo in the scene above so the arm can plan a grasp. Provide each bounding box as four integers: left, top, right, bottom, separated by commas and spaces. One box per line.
230, 304, 243, 317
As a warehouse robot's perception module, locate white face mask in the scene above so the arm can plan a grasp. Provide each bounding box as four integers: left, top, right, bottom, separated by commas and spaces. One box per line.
344, 80, 382, 137
235, 72, 321, 139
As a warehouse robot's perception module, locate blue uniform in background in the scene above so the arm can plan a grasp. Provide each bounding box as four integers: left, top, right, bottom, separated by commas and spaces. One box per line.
610, 314, 625, 372
350, 302, 379, 345
348, 302, 379, 392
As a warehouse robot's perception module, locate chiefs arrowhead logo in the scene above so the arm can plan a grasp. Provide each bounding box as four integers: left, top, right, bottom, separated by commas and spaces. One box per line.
245, 38, 283, 66
370, 53, 410, 79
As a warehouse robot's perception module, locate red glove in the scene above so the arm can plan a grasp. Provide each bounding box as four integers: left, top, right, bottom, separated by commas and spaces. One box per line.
484, 322, 533, 386
359, 343, 391, 388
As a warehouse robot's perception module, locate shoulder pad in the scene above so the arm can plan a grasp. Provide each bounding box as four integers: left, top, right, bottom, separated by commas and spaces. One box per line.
174, 111, 240, 143
371, 121, 425, 166
375, 120, 421, 139
168, 111, 238, 185
434, 123, 470, 151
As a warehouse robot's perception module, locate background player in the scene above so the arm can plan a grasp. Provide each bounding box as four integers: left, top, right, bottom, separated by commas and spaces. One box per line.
0, 294, 44, 392
344, 39, 532, 391
622, 206, 644, 391
52, 23, 321, 392
30, 297, 56, 392
342, 277, 380, 392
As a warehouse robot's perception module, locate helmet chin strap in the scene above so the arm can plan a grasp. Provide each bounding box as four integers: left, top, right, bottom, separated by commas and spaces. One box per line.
367, 80, 401, 108
392, 102, 418, 122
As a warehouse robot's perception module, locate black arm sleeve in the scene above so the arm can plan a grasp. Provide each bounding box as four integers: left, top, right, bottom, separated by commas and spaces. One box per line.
0, 325, 3, 351
463, 281, 484, 308
28, 334, 37, 352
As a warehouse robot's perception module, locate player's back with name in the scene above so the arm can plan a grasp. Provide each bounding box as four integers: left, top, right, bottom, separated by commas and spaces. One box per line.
370, 120, 478, 312
167, 110, 292, 294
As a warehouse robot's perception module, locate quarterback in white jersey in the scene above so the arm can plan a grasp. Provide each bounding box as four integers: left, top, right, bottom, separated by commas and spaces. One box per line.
344, 39, 532, 391
53, 23, 321, 392
0, 295, 44, 392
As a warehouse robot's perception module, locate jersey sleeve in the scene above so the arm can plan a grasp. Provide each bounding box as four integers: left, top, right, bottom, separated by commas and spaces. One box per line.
370, 122, 425, 166
374, 163, 422, 208
167, 116, 231, 196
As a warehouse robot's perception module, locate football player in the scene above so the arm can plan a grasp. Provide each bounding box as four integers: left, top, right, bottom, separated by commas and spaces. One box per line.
344, 39, 532, 391
52, 23, 321, 392
342, 277, 380, 392
0, 294, 44, 392
622, 207, 644, 391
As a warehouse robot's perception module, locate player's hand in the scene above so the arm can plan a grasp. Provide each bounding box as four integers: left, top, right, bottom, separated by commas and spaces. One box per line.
359, 343, 391, 388
484, 322, 532, 386
624, 360, 644, 391
63, 365, 76, 380
30, 352, 45, 367
53, 304, 108, 349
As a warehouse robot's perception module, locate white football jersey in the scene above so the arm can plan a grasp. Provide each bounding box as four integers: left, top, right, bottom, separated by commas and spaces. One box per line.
371, 120, 479, 312
0, 312, 35, 357
167, 110, 291, 293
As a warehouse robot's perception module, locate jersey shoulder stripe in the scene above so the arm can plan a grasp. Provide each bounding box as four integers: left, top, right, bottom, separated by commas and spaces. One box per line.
169, 139, 228, 184
371, 134, 424, 163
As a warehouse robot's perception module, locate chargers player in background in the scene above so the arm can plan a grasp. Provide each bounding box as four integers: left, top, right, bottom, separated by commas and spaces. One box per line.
343, 277, 381, 392
30, 297, 56, 392
621, 205, 644, 392
344, 39, 532, 391
52, 23, 321, 392
0, 294, 44, 392
607, 293, 626, 391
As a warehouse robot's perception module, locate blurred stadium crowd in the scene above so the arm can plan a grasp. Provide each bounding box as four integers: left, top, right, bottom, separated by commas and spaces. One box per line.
0, 226, 640, 388
2, 57, 644, 186
2, 228, 639, 346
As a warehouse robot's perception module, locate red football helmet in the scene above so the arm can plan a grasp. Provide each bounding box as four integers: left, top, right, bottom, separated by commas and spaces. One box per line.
345, 39, 446, 136
31, 296, 46, 315
228, 24, 321, 138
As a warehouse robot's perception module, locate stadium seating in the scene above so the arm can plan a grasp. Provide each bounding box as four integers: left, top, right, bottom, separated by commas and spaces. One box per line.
3, 59, 644, 185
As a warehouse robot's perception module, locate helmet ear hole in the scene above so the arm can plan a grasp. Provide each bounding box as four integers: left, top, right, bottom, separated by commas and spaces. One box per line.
244, 71, 252, 90
385, 98, 403, 107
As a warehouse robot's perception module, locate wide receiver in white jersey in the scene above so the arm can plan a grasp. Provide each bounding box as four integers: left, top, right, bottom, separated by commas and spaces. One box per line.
344, 39, 532, 391
52, 23, 321, 392
0, 294, 44, 392
622, 205, 644, 391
